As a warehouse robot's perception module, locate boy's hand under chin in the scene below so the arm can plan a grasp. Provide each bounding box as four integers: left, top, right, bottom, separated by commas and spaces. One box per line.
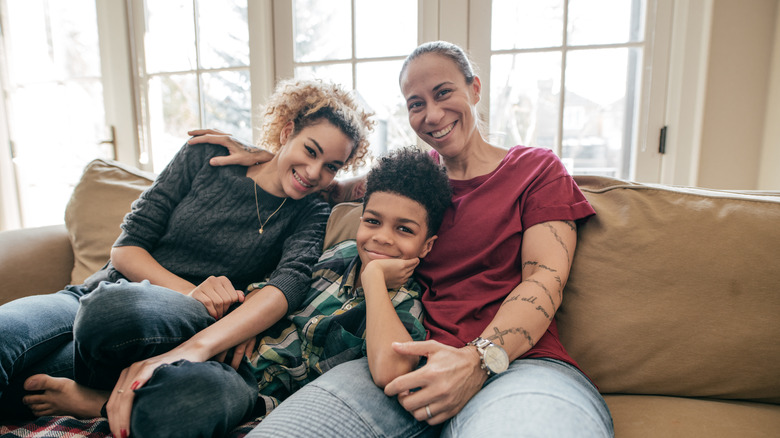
361, 258, 420, 290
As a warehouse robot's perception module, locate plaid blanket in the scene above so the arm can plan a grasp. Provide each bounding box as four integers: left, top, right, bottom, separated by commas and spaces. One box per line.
0, 417, 260, 437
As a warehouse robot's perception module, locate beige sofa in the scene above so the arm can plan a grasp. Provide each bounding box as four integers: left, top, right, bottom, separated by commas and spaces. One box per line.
1, 158, 779, 437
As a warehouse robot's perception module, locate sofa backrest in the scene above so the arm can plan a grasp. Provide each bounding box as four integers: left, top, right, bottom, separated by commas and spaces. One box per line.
65, 159, 155, 284
324, 176, 780, 404
559, 176, 780, 404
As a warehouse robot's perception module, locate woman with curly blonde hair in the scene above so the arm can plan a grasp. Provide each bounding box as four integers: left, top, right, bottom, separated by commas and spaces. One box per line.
9, 79, 372, 438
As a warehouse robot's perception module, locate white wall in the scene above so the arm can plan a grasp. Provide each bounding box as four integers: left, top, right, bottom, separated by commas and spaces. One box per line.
697, 0, 779, 190
759, 3, 780, 190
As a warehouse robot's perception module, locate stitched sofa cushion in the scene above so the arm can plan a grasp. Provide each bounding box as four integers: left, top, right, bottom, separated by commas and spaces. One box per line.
64, 159, 154, 285
323, 202, 362, 250
559, 176, 780, 403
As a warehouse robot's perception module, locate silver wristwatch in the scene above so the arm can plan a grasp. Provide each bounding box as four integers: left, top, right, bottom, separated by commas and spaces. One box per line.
468, 337, 509, 376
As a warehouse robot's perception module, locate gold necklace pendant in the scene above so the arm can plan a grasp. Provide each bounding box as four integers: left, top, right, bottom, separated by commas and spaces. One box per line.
254, 182, 287, 235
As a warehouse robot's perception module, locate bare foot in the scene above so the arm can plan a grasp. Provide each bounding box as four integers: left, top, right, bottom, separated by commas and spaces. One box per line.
22, 374, 109, 418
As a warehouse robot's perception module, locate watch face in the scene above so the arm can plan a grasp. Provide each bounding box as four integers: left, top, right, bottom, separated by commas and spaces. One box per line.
484, 344, 509, 374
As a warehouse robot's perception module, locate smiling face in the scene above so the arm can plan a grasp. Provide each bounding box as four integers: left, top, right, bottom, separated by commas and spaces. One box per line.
356, 191, 437, 269
274, 120, 354, 199
400, 53, 482, 156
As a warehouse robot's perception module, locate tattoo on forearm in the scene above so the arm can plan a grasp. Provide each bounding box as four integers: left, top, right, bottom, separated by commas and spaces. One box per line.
501, 292, 553, 321
522, 260, 557, 273
489, 326, 535, 348
554, 275, 563, 301
525, 279, 556, 311
503, 294, 537, 306
543, 223, 571, 262
535, 305, 551, 320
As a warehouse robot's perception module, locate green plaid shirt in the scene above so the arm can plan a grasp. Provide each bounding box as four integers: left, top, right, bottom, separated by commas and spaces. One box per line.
245, 240, 426, 414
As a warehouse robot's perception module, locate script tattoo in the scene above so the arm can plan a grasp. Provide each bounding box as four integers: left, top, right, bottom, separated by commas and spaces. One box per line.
522, 260, 558, 273
525, 279, 557, 314
543, 223, 571, 263
553, 275, 563, 301
489, 326, 535, 348
563, 220, 576, 231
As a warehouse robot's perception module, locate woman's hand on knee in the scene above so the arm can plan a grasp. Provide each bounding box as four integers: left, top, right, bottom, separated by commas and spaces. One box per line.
107, 348, 207, 438
106, 359, 160, 438
384, 340, 487, 425
188, 276, 244, 319
187, 128, 273, 167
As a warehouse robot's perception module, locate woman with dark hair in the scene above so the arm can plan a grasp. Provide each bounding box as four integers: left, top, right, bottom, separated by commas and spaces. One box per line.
191, 41, 613, 437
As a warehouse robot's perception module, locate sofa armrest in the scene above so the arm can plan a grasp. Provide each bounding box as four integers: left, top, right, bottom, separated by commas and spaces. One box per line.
0, 224, 73, 305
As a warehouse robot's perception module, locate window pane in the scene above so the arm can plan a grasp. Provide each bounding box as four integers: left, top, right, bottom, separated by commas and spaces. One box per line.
490, 52, 562, 150
295, 64, 353, 91
356, 60, 416, 157
3, 0, 106, 228
355, 0, 417, 58
491, 0, 563, 50
197, 0, 249, 69
562, 48, 641, 178
6, 0, 101, 83
202, 70, 252, 143
293, 0, 351, 62
12, 80, 107, 227
568, 0, 645, 46
148, 74, 199, 172
144, 0, 196, 73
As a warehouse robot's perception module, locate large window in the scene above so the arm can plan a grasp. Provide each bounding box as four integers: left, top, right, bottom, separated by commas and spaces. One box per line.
132, 0, 252, 173
286, 0, 418, 167
0, 0, 671, 229
0, 0, 111, 228
488, 0, 647, 179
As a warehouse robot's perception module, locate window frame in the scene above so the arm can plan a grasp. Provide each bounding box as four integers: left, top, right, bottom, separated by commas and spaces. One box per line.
270, 0, 678, 182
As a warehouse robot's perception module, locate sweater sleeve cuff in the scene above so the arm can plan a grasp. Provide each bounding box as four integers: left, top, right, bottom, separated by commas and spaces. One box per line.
265, 272, 310, 311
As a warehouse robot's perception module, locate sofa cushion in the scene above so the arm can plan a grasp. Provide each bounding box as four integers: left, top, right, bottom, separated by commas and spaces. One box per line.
64, 159, 154, 285
323, 202, 362, 250
559, 176, 780, 403
604, 395, 780, 437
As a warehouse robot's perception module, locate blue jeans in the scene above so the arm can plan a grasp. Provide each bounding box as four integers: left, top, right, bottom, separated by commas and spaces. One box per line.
0, 285, 87, 419
74, 280, 259, 438
247, 356, 613, 438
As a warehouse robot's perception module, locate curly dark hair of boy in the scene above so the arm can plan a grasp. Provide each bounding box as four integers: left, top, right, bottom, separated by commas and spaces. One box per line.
364, 147, 452, 238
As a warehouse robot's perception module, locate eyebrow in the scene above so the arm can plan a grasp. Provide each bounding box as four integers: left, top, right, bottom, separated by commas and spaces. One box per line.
309, 137, 345, 166
364, 208, 422, 227
405, 81, 455, 104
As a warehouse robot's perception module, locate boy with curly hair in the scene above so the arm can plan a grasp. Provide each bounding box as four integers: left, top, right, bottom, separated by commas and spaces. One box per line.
247, 147, 452, 415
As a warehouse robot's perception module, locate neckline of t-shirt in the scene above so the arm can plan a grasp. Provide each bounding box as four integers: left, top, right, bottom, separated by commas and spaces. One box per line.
437, 146, 517, 188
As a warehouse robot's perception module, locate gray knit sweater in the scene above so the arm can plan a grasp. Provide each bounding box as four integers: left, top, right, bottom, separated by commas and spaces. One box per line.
86, 143, 329, 311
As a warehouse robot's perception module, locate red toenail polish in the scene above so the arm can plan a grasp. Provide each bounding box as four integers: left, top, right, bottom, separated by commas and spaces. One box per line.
121, 430, 128, 438
130, 381, 140, 390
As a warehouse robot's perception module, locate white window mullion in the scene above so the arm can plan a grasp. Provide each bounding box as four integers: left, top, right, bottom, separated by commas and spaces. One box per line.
556, 2, 569, 159
272, 0, 294, 81
468, 0, 492, 131
418, 0, 438, 43
128, 0, 152, 170
437, 0, 468, 48
247, 0, 276, 146
96, 0, 139, 167
657, 0, 712, 186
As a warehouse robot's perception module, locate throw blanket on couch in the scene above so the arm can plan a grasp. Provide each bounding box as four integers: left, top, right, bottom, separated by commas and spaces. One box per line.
0, 417, 261, 437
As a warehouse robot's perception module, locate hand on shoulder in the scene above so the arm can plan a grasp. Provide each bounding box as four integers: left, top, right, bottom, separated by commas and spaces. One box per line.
187, 128, 273, 167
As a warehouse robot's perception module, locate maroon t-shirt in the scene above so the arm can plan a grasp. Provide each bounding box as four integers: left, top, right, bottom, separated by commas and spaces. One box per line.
417, 146, 595, 370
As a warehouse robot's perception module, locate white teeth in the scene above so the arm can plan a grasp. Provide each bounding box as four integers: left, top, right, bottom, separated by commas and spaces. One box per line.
432, 123, 454, 138
294, 171, 312, 188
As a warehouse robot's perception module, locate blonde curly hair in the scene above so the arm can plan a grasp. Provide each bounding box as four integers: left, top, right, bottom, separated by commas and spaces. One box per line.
257, 79, 374, 172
